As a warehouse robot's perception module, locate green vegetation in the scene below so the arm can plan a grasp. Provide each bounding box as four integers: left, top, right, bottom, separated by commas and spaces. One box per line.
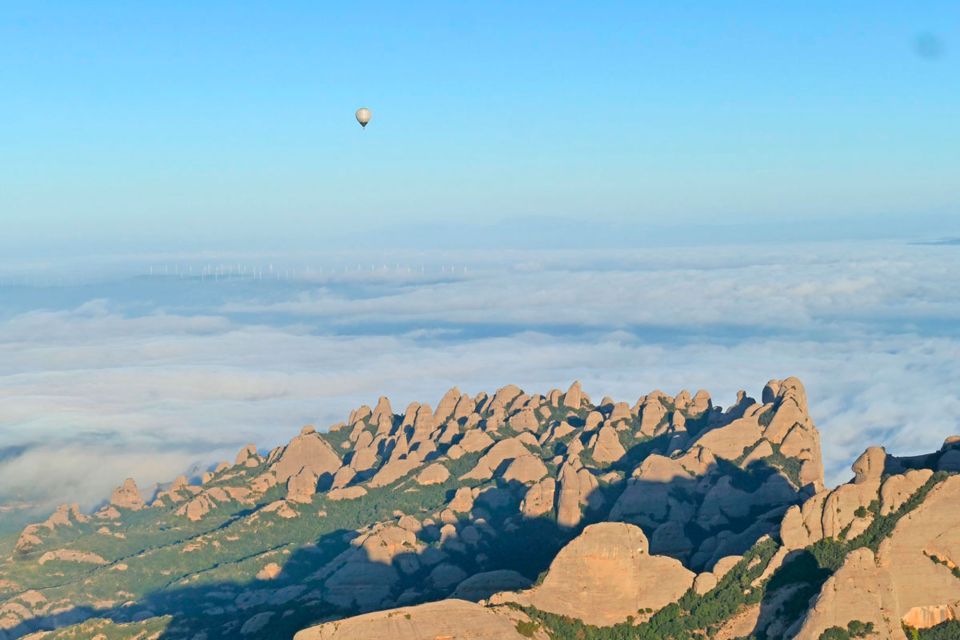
521, 537, 779, 640
729, 438, 805, 492
609, 434, 670, 473
321, 424, 357, 451
515, 619, 540, 637
808, 537, 850, 571
757, 406, 775, 428
777, 472, 949, 583
764, 443, 805, 489
763, 547, 833, 625
925, 552, 960, 580
810, 471, 947, 570
854, 473, 946, 551
38, 616, 171, 640
904, 620, 960, 639
0, 447, 493, 640
758, 471, 951, 635
819, 620, 875, 639
4, 391, 953, 640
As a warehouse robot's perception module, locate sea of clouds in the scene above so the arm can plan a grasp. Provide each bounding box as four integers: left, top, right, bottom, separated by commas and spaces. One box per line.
1, 240, 959, 521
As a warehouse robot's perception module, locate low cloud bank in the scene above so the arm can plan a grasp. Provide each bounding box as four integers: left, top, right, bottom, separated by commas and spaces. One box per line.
2, 242, 958, 513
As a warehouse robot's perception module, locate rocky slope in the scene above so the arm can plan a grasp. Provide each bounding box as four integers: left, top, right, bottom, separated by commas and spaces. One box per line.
776, 443, 960, 639
299, 435, 960, 640
1, 377, 957, 640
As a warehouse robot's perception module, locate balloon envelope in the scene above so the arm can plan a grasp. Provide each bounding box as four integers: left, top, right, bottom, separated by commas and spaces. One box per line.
355, 108, 371, 128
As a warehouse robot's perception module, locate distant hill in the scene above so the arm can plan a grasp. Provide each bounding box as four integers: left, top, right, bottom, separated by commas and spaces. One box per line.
0, 503, 35, 540
2, 378, 958, 640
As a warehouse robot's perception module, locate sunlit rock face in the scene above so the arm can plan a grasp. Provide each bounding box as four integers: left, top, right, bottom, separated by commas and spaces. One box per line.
10, 378, 959, 640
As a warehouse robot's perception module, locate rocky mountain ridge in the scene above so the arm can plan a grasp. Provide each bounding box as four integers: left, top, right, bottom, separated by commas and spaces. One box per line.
1, 377, 957, 640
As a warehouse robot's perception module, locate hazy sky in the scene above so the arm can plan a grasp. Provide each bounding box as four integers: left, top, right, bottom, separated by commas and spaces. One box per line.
2, 5, 960, 525
2, 2, 959, 257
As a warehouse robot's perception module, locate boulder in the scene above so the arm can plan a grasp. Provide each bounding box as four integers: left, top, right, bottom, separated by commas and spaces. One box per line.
272, 430, 342, 483
693, 572, 717, 595
880, 469, 933, 515
694, 416, 762, 461
241, 612, 274, 636
852, 446, 887, 484
349, 443, 379, 472
741, 439, 773, 467
286, 468, 318, 503
609, 455, 689, 526
508, 409, 539, 432
327, 486, 367, 501
330, 466, 357, 490
492, 523, 694, 626
763, 377, 824, 490
415, 463, 451, 486
521, 478, 557, 519
235, 444, 259, 466
371, 396, 393, 424
711, 555, 743, 581
901, 605, 959, 631
249, 471, 277, 493
462, 438, 531, 481
349, 405, 372, 426
256, 562, 282, 580
453, 394, 476, 420
397, 515, 421, 533
638, 394, 668, 435
429, 563, 468, 590
458, 429, 495, 453
448, 487, 475, 514
261, 500, 299, 519
556, 462, 601, 528
793, 474, 960, 639
584, 411, 603, 431
37, 549, 107, 565
501, 455, 548, 484
608, 402, 631, 424
452, 570, 532, 602
110, 478, 145, 511
541, 421, 575, 444
293, 599, 542, 640
435, 387, 462, 424
368, 455, 422, 488
591, 425, 626, 464
438, 421, 460, 444
322, 525, 424, 611
490, 385, 523, 411
562, 381, 583, 410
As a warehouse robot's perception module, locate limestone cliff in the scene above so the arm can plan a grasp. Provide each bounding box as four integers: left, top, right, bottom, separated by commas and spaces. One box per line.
5, 377, 957, 640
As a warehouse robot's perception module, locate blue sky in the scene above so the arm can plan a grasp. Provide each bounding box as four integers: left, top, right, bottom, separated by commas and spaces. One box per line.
2, 4, 960, 518
2, 1, 958, 257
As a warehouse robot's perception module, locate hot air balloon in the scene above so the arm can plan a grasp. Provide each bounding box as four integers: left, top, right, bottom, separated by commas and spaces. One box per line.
355, 108, 371, 129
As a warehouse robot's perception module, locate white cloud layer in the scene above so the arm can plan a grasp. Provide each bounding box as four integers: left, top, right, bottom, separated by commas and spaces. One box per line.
2, 241, 959, 513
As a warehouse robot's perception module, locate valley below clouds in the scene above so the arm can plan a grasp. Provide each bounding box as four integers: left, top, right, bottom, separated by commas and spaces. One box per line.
2, 240, 959, 521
